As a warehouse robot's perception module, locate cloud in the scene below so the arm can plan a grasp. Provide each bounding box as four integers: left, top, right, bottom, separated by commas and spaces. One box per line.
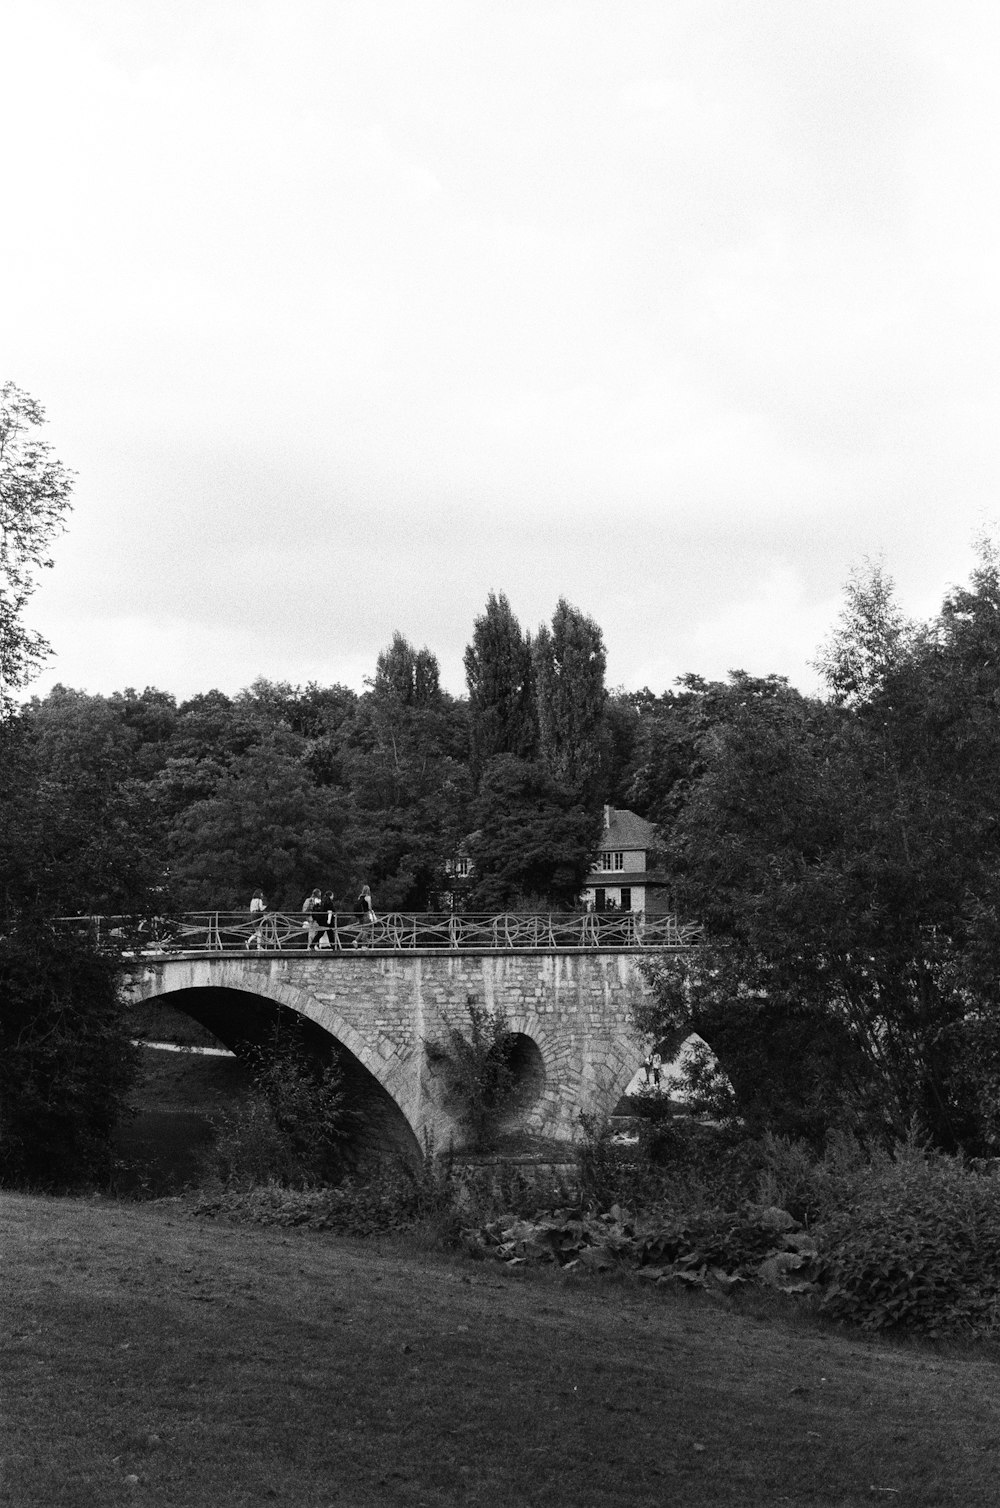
7, 0, 1000, 709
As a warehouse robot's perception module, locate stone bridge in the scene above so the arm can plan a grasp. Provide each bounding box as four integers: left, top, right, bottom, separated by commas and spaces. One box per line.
129, 947, 668, 1162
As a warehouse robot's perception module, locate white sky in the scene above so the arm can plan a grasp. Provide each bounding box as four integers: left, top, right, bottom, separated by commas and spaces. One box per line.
5, 0, 1000, 704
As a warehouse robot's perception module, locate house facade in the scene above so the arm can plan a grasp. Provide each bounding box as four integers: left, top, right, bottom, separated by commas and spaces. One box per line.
580, 805, 670, 916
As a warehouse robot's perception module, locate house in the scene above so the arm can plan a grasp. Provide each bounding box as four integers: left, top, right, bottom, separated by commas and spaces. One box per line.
580, 804, 670, 916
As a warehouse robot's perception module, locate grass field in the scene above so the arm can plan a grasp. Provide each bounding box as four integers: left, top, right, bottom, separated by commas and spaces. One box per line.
3, 1193, 1000, 1507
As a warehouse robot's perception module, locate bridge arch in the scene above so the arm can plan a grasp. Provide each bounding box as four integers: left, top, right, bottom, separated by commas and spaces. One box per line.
131, 948, 661, 1148
138, 968, 425, 1165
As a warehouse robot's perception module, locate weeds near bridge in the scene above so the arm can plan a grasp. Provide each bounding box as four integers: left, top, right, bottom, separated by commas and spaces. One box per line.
201, 1026, 355, 1189
425, 1000, 518, 1151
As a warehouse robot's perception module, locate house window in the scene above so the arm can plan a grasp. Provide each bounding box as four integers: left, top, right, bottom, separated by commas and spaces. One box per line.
454, 857, 470, 878
599, 851, 624, 872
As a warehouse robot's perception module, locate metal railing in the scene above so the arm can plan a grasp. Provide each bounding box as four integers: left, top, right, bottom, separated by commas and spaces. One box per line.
61, 910, 701, 955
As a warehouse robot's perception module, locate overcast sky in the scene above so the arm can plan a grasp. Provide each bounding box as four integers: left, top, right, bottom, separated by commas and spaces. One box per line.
5, 0, 1000, 704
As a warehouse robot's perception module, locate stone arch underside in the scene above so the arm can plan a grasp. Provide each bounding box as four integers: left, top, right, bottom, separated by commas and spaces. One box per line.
140, 978, 423, 1166
496, 1009, 640, 1139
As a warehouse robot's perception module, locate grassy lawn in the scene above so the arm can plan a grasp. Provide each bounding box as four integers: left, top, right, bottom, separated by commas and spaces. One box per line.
3, 1194, 1000, 1506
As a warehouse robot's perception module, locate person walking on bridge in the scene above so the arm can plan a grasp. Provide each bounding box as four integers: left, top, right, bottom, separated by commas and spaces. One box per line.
354, 884, 376, 947
248, 889, 268, 949
314, 889, 337, 950
303, 887, 322, 949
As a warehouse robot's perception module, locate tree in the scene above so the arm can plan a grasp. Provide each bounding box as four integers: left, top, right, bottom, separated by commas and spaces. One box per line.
0, 919, 138, 1186
626, 672, 794, 832
373, 632, 441, 706
638, 551, 1000, 1153
465, 756, 599, 911
167, 731, 351, 910
813, 557, 913, 705
633, 677, 884, 1141
0, 391, 140, 1189
464, 591, 537, 777
6, 686, 168, 915
0, 383, 75, 710
342, 641, 472, 909
532, 599, 608, 799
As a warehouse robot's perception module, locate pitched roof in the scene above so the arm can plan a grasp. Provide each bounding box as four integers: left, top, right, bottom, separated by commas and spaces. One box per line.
599, 806, 658, 851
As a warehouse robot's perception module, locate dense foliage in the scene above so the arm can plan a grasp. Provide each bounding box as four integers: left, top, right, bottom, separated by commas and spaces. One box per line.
203, 1028, 355, 1188
0, 383, 75, 712
629, 551, 1000, 1155
426, 1002, 519, 1150
1, 386, 139, 1189
2, 588, 629, 921
0, 919, 138, 1186
816, 1146, 1000, 1334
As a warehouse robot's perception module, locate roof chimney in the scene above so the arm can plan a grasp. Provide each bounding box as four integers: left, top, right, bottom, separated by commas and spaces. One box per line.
603, 804, 612, 829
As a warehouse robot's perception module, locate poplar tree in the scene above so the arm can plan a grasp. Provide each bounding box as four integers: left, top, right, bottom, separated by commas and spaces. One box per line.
463, 591, 537, 777
532, 598, 609, 799
374, 632, 440, 706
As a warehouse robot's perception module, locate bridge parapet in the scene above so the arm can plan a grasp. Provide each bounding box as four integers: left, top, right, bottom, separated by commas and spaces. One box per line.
64, 910, 701, 956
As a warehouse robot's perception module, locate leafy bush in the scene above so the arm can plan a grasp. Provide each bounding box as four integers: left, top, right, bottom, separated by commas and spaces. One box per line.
193, 1140, 464, 1239
577, 1111, 766, 1217
817, 1143, 1000, 1335
464, 1202, 818, 1293
426, 1001, 518, 1150
201, 1099, 302, 1189
201, 1028, 354, 1188
754, 1131, 875, 1225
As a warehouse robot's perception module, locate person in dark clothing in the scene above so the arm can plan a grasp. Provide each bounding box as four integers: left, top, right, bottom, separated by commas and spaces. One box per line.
354, 884, 376, 946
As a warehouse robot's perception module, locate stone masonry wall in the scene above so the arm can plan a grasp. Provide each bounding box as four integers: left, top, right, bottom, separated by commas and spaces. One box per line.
131, 950, 654, 1146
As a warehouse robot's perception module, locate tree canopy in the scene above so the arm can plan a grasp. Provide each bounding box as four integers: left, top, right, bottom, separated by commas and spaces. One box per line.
633, 547, 1000, 1153
0, 383, 75, 710
464, 591, 537, 777
532, 598, 609, 800
0, 385, 137, 1188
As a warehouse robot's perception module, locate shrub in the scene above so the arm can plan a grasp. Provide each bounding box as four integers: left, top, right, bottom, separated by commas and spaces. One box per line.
817, 1142, 1000, 1335
464, 1202, 818, 1294
577, 1111, 766, 1217
577, 1111, 662, 1212
426, 1001, 518, 1150
194, 1139, 464, 1239
201, 1028, 354, 1188
754, 1131, 875, 1225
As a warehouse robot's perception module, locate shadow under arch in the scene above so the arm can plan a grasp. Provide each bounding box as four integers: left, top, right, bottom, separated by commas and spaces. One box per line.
498, 1032, 546, 1133
147, 982, 422, 1168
